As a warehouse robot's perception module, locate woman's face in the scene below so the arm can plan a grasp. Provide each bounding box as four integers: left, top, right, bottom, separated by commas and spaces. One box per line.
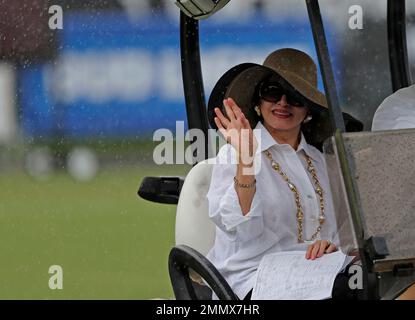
259, 95, 308, 133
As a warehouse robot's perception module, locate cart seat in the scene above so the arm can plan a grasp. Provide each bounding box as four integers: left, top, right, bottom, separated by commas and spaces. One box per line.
169, 159, 238, 300
175, 159, 216, 255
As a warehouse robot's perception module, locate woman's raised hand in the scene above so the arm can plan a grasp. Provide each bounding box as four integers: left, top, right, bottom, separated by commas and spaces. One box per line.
214, 98, 258, 166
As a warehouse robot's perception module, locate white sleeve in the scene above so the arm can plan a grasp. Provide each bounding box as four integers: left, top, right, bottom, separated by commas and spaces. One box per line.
207, 144, 264, 242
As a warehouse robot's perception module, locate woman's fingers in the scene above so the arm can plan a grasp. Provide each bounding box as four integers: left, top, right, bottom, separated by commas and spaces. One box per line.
227, 98, 249, 128
226, 97, 240, 110
223, 99, 237, 122
217, 99, 248, 131
227, 97, 243, 119
305, 244, 313, 259
214, 116, 225, 131
214, 117, 229, 141
241, 113, 252, 130
317, 240, 329, 258
306, 240, 337, 260
214, 107, 230, 128
229, 99, 251, 132
325, 243, 337, 254
310, 241, 321, 260
216, 98, 254, 156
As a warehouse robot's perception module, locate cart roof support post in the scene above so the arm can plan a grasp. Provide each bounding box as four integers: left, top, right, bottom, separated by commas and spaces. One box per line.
306, 0, 377, 299
180, 12, 211, 163
305, 0, 367, 243
305, 0, 345, 133
387, 0, 411, 92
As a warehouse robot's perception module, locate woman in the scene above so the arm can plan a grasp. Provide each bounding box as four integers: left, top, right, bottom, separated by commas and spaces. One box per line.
207, 48, 400, 300
206, 48, 361, 300
207, 48, 415, 300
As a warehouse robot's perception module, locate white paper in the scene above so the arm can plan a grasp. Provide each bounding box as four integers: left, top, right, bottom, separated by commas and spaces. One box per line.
251, 251, 348, 300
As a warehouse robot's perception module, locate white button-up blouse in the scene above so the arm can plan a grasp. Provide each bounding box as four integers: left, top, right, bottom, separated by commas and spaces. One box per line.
206, 121, 339, 299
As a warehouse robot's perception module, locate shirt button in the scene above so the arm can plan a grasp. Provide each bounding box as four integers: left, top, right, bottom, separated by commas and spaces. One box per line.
307, 195, 313, 199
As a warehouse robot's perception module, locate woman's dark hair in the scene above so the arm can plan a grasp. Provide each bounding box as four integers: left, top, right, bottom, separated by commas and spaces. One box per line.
251, 81, 263, 122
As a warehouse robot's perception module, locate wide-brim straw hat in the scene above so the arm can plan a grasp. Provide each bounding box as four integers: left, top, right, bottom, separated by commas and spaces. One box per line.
208, 48, 363, 150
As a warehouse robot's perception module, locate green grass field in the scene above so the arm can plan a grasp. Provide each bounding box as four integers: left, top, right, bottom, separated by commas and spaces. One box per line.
0, 164, 190, 299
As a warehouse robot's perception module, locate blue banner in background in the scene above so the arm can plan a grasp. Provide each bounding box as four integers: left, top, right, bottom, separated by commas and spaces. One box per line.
18, 10, 335, 140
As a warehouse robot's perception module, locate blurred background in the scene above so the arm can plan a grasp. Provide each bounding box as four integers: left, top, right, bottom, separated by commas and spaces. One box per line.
0, 0, 414, 299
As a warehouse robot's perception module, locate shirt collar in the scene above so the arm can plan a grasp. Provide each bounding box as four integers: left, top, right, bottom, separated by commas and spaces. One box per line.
297, 132, 320, 163
253, 121, 320, 163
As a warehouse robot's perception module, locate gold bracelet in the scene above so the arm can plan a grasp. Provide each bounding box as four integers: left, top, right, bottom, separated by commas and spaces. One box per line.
233, 176, 256, 189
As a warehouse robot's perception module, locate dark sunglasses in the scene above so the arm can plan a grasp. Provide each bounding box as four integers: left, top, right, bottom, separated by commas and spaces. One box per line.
258, 82, 302, 107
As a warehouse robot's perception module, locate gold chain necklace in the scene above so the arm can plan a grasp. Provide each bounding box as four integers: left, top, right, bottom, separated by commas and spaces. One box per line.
264, 149, 326, 243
